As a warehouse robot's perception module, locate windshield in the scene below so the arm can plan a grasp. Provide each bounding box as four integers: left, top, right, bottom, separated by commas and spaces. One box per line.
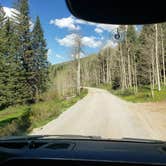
0, 0, 166, 142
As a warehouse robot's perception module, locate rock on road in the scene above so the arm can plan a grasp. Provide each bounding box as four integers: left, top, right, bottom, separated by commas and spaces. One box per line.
32, 88, 166, 140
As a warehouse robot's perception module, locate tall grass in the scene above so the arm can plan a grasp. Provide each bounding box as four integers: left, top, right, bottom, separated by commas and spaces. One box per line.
0, 89, 88, 137
98, 84, 166, 103
0, 106, 30, 127
112, 86, 166, 103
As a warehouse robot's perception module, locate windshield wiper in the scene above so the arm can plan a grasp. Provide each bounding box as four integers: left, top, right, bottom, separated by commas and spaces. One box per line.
121, 137, 165, 144
0, 135, 165, 144
0, 135, 102, 141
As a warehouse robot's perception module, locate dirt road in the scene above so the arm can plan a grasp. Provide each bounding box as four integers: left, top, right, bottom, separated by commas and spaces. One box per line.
32, 88, 166, 140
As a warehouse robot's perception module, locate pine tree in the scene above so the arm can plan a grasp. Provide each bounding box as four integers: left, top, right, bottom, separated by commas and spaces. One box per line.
0, 14, 32, 109
137, 25, 154, 85
0, 5, 6, 26
14, 0, 35, 102
0, 1, 48, 108
0, 6, 8, 109
31, 16, 48, 100
5, 19, 32, 105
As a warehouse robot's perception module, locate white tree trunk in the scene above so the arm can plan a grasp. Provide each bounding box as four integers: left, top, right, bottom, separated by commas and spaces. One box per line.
76, 54, 80, 95
106, 48, 110, 83
155, 24, 161, 91
127, 49, 132, 87
161, 26, 166, 85
151, 47, 155, 98
120, 43, 127, 90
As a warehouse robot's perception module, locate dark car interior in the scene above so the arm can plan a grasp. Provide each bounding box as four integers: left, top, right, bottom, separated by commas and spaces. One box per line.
0, 0, 166, 165
0, 136, 166, 166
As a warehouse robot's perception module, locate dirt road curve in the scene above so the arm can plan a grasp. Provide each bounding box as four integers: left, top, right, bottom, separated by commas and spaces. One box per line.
32, 87, 166, 140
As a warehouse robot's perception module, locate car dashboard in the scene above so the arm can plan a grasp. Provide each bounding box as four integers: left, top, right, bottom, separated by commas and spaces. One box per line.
0, 138, 166, 166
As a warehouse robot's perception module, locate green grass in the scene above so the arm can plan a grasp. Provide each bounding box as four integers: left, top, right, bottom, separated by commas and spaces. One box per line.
98, 84, 166, 103
98, 83, 113, 91
0, 89, 88, 137
113, 87, 166, 103
29, 89, 88, 129
0, 106, 30, 127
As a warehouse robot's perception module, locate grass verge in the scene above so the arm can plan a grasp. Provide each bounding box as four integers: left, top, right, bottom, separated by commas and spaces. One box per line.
0, 89, 88, 137
98, 84, 166, 103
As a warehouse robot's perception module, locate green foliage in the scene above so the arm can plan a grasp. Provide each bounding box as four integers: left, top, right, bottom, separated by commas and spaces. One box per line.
111, 86, 166, 103
50, 61, 77, 97
31, 16, 48, 97
0, 89, 88, 137
98, 83, 112, 91
0, 106, 30, 127
0, 111, 31, 136
0, 0, 48, 109
14, 0, 37, 102
29, 89, 87, 129
97, 83, 166, 103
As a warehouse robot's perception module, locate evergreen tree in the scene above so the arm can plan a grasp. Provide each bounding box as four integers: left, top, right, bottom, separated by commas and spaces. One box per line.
0, 6, 8, 109
0, 14, 32, 109
0, 1, 48, 109
31, 16, 48, 99
5, 19, 32, 105
0, 5, 6, 26
14, 0, 35, 102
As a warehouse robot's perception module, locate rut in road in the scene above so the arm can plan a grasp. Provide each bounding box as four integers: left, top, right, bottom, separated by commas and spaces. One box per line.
32, 88, 166, 140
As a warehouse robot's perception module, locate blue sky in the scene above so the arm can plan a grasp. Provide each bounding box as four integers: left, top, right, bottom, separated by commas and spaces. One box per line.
1, 0, 139, 64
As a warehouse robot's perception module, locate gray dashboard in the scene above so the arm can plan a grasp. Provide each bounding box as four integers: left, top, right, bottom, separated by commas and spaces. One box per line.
0, 139, 166, 165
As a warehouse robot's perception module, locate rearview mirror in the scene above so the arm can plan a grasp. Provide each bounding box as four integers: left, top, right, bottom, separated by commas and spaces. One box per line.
66, 0, 166, 25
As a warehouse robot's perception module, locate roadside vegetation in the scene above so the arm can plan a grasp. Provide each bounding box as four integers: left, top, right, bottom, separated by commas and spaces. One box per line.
53, 24, 166, 104
0, 89, 87, 137
57, 24, 166, 103
98, 84, 166, 103
0, 0, 88, 137
0, 1, 48, 110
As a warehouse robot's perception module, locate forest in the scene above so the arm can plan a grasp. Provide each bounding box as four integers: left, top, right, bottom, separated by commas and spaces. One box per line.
0, 0, 166, 136
52, 24, 166, 102
0, 0, 48, 110
0, 0, 87, 136
1, 1, 166, 110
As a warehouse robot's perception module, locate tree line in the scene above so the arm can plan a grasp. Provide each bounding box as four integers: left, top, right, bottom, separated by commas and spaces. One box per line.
96, 24, 166, 97
0, 0, 48, 110
52, 24, 166, 98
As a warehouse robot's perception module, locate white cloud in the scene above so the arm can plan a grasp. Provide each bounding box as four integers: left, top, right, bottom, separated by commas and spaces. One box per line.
48, 49, 64, 59
55, 54, 64, 59
75, 19, 96, 26
50, 16, 80, 31
94, 28, 103, 34
96, 24, 119, 32
56, 33, 102, 48
71, 52, 85, 59
50, 15, 119, 33
3, 7, 19, 19
103, 40, 118, 49
82, 36, 102, 48
3, 7, 34, 30
80, 52, 85, 58
56, 33, 76, 47
75, 19, 86, 24
47, 49, 65, 64
50, 16, 120, 51
47, 49, 52, 56
30, 21, 34, 30
73, 19, 118, 32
